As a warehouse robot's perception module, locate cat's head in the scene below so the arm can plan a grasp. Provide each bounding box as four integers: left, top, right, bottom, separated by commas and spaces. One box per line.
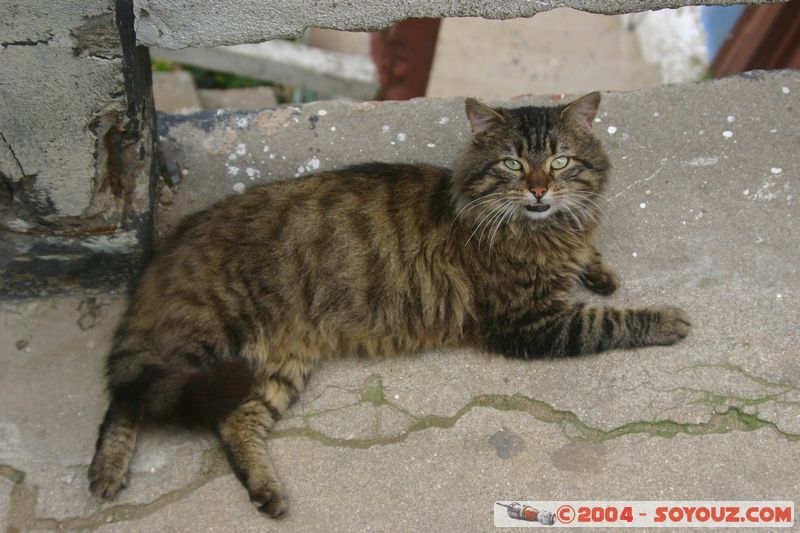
453, 93, 610, 232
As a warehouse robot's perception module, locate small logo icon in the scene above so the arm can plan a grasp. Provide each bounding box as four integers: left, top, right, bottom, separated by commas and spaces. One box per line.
496, 502, 556, 525
556, 504, 575, 524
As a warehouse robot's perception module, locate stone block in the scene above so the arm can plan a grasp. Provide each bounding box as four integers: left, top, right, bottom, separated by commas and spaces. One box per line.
134, 0, 774, 49
153, 71, 202, 114
0, 0, 156, 296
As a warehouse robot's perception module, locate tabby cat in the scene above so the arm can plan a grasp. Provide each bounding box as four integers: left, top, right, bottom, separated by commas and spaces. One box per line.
88, 92, 690, 517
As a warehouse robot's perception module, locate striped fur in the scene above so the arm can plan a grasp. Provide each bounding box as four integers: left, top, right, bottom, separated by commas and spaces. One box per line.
89, 93, 689, 517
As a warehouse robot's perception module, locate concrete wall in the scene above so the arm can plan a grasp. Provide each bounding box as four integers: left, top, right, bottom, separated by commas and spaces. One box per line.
0, 0, 782, 295
134, 0, 774, 49
0, 0, 156, 296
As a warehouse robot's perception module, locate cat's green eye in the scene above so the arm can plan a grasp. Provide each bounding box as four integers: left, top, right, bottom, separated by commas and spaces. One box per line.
504, 158, 522, 171
550, 156, 569, 170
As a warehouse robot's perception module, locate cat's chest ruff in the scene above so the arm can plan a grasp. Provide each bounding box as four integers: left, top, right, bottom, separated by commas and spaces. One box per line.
491, 235, 589, 295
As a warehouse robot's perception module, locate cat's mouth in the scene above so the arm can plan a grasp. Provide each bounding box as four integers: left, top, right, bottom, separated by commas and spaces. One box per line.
526, 204, 551, 213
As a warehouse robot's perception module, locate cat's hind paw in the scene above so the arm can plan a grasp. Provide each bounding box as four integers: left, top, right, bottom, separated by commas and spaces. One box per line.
251, 485, 288, 519
88, 456, 127, 500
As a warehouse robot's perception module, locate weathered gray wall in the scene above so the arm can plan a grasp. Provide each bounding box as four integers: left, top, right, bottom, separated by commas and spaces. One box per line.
0, 0, 156, 296
0, 0, 787, 296
134, 0, 776, 48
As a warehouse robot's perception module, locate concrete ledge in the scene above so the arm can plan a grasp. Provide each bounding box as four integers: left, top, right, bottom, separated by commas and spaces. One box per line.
152, 41, 377, 99
156, 70, 799, 237
134, 0, 774, 48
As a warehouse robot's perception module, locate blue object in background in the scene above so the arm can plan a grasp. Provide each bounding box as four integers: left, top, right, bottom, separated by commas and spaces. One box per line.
701, 5, 746, 61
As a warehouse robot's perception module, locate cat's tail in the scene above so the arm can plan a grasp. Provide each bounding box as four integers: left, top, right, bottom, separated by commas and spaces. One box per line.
173, 359, 256, 427
91, 354, 254, 500
106, 351, 256, 428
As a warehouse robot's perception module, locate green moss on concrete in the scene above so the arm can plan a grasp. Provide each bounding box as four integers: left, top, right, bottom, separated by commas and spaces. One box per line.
361, 374, 386, 406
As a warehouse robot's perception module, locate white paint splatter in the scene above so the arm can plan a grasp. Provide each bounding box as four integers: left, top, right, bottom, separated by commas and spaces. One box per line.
393, 394, 400, 400
227, 166, 240, 176
594, 117, 602, 123
426, 143, 436, 148
632, 252, 638, 258
645, 189, 652, 196
437, 117, 450, 125
743, 189, 749, 196
612, 157, 667, 201
263, 145, 270, 152
607, 126, 617, 135
330, 126, 336, 132
269, 153, 276, 160
776, 293, 783, 299
770, 167, 782, 175
382, 125, 390, 133
232, 182, 245, 194
318, 109, 328, 116
770, 128, 778, 133
653, 112, 660, 117
237, 117, 249, 128
296, 166, 305, 174
726, 115, 735, 123
305, 157, 321, 172
753, 179, 778, 201
396, 133, 407, 142
235, 143, 247, 155
782, 86, 790, 94
245, 167, 260, 179
389, 141, 396, 145
639, 202, 646, 209
722, 130, 733, 138
686, 156, 718, 167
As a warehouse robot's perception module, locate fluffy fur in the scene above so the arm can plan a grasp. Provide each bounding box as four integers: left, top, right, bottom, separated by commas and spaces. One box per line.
88, 93, 690, 517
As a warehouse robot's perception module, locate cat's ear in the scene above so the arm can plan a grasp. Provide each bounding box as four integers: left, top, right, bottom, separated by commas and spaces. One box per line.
465, 98, 505, 142
560, 91, 601, 129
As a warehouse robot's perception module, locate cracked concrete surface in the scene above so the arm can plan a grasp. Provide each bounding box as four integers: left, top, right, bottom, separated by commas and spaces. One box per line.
2, 72, 800, 530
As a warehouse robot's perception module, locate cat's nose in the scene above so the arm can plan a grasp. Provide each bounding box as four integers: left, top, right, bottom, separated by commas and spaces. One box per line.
530, 187, 547, 199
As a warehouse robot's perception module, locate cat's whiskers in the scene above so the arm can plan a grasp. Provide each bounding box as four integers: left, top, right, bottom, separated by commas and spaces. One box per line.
564, 196, 603, 227
559, 201, 586, 234
480, 196, 523, 247
448, 192, 506, 238
581, 190, 610, 202
477, 200, 513, 246
562, 198, 594, 226
489, 202, 518, 252
553, 190, 604, 230
465, 199, 508, 247
571, 189, 608, 207
569, 190, 606, 213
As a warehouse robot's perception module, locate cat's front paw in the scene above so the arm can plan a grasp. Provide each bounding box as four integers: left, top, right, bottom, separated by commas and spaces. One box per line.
581, 267, 620, 295
647, 306, 691, 346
